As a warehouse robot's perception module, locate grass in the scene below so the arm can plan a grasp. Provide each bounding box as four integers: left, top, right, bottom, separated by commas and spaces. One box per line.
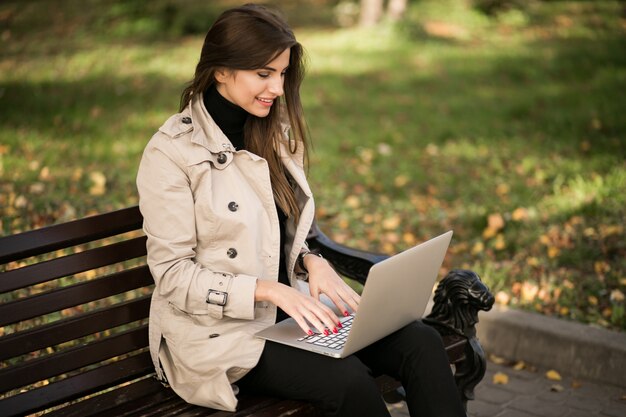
1, 0, 625, 330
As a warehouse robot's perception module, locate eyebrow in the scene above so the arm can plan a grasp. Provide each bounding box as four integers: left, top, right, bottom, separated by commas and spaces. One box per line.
259, 65, 290, 72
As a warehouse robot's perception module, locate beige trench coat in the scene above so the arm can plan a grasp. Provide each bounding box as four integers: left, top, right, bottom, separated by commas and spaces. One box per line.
136, 96, 315, 411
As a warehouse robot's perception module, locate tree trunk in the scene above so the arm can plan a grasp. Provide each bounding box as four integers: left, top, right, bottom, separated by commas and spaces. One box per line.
360, 0, 384, 27
387, 0, 408, 22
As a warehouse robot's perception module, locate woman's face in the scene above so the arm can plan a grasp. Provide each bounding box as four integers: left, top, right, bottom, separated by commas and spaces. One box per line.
215, 48, 290, 118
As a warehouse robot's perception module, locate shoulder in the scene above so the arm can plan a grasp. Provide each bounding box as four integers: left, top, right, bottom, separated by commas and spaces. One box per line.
158, 112, 194, 140
142, 111, 196, 165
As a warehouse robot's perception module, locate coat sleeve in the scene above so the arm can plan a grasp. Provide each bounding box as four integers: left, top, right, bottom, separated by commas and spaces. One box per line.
136, 135, 256, 320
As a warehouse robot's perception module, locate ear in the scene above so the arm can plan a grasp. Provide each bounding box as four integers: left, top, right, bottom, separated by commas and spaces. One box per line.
214, 68, 231, 84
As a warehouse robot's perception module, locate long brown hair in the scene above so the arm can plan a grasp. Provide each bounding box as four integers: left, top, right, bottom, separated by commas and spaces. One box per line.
180, 4, 308, 221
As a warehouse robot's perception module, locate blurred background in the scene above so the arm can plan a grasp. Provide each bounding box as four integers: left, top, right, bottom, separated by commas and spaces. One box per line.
1, 0, 624, 331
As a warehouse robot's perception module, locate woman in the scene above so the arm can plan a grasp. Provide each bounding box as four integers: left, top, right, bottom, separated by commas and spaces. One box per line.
136, 4, 465, 416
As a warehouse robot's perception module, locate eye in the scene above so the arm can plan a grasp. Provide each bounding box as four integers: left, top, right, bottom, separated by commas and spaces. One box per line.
257, 72, 270, 79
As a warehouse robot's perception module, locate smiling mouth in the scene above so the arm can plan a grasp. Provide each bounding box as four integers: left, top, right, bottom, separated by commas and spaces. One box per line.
257, 97, 274, 104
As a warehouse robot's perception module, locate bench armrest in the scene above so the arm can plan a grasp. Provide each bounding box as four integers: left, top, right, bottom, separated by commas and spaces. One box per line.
306, 221, 388, 285
306, 221, 495, 408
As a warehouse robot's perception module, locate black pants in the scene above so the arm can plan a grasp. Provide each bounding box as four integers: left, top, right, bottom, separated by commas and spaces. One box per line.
238, 321, 466, 417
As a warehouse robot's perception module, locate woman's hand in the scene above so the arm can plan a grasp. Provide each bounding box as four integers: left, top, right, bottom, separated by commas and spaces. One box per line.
255, 280, 342, 336
304, 255, 361, 318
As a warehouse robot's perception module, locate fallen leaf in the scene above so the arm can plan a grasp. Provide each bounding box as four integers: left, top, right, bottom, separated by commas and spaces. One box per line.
547, 246, 560, 258
610, 289, 624, 303
494, 234, 506, 250
496, 291, 510, 305
394, 175, 409, 188
471, 241, 484, 255
489, 355, 507, 365
402, 232, 416, 245
513, 361, 526, 371
488, 213, 505, 231
550, 384, 565, 392
571, 380, 582, 389
546, 370, 562, 381
382, 215, 401, 230
511, 207, 529, 221
493, 372, 509, 385
345, 195, 360, 209
89, 171, 107, 196
496, 183, 509, 197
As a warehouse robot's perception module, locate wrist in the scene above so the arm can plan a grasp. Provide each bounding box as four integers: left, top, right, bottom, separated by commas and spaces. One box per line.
255, 280, 277, 302
302, 251, 325, 272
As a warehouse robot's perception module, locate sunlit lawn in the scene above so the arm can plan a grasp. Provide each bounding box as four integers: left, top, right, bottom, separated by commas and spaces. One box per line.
1, 0, 624, 330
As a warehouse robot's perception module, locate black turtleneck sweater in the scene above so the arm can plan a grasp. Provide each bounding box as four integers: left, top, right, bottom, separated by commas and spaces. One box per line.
203, 86, 290, 322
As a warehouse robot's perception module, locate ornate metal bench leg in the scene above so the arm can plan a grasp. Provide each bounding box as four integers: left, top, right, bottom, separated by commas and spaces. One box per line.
424, 269, 495, 410
455, 336, 488, 409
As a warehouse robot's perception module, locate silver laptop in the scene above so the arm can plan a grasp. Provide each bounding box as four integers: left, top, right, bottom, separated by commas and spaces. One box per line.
255, 231, 453, 358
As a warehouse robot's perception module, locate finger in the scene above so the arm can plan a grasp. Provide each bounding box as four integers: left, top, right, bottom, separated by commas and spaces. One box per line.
326, 290, 350, 319
346, 291, 361, 313
292, 315, 314, 336
307, 302, 341, 335
309, 284, 321, 300
333, 286, 360, 315
301, 306, 330, 335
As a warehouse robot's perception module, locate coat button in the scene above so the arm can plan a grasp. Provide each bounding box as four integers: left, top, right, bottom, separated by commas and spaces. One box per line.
217, 152, 227, 164
181, 116, 192, 124
209, 334, 220, 338
228, 202, 239, 212
227, 248, 238, 258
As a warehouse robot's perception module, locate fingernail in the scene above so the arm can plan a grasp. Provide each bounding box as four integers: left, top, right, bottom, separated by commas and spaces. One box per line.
323, 329, 330, 336
308, 330, 314, 336
344, 311, 350, 317
333, 328, 338, 334
337, 322, 343, 328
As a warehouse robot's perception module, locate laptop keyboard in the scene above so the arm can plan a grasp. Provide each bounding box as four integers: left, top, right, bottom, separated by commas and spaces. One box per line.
297, 314, 354, 350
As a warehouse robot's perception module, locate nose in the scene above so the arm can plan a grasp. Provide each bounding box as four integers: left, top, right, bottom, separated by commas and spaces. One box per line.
268, 76, 284, 96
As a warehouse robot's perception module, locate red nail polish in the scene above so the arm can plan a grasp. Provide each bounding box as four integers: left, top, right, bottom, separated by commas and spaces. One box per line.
323, 329, 329, 336
308, 330, 314, 336
344, 311, 350, 317
333, 328, 338, 334
337, 322, 343, 328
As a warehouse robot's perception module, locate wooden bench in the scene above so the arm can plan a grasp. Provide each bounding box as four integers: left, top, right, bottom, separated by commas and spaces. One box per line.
0, 205, 494, 416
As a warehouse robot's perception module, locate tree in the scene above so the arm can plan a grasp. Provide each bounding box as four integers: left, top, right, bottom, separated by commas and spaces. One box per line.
359, 0, 408, 26
359, 0, 384, 27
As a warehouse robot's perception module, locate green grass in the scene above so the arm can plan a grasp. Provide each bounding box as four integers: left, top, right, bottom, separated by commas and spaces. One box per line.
1, 0, 625, 330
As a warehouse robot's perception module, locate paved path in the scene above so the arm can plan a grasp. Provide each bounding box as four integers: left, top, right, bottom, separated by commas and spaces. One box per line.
386, 357, 626, 417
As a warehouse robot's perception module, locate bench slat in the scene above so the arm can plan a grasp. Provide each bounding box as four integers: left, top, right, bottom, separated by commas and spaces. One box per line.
0, 351, 153, 417
41, 376, 173, 417
0, 265, 152, 327
0, 295, 150, 361
0, 206, 143, 264
0, 236, 147, 294
0, 325, 148, 393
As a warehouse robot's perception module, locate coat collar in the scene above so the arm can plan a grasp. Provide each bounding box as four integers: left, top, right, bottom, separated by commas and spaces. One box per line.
185, 94, 311, 197
189, 94, 236, 154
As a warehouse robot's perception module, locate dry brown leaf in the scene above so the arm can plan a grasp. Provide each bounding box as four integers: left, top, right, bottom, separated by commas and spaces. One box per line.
493, 372, 509, 385
511, 207, 529, 221
382, 215, 401, 230
546, 370, 562, 381
394, 175, 409, 188
489, 355, 507, 365
488, 213, 505, 231
345, 195, 360, 209
550, 384, 565, 392
89, 171, 107, 196
513, 361, 526, 371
